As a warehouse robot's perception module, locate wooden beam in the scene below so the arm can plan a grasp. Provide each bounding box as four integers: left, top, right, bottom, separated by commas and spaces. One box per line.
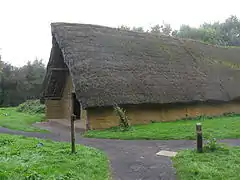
44, 97, 62, 100
50, 67, 68, 71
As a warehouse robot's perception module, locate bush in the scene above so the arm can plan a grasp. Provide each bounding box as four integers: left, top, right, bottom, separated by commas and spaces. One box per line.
113, 104, 130, 131
204, 136, 218, 151
203, 134, 229, 152
16, 100, 45, 114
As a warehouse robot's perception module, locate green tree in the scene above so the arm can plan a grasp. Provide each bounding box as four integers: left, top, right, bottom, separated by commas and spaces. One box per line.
0, 58, 46, 107
174, 15, 240, 46
118, 25, 131, 31
0, 53, 3, 105
161, 23, 172, 35
150, 24, 161, 34
221, 15, 240, 46
150, 23, 172, 35
17, 58, 46, 101
132, 26, 145, 32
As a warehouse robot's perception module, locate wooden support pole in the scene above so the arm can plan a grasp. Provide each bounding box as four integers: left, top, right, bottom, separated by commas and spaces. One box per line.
71, 92, 76, 153
71, 92, 75, 114
71, 114, 76, 153
196, 123, 203, 153
86, 110, 90, 130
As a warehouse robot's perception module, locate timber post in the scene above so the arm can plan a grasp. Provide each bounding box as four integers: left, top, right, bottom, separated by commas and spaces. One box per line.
71, 114, 76, 153
196, 123, 203, 153
71, 92, 76, 153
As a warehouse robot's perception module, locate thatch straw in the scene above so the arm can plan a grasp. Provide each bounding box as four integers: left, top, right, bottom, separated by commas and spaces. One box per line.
42, 22, 240, 109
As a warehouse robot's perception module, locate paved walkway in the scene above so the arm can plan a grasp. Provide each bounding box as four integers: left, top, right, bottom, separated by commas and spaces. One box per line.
1, 125, 240, 180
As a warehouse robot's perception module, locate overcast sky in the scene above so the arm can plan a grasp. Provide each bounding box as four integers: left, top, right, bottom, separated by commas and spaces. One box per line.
0, 0, 239, 66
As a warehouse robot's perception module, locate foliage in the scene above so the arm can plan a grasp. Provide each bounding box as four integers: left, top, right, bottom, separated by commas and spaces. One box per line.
150, 24, 161, 34
118, 25, 131, 31
172, 146, 240, 180
0, 134, 110, 180
84, 114, 240, 140
0, 108, 45, 132
175, 15, 240, 46
132, 26, 145, 32
151, 23, 172, 35
203, 134, 230, 153
118, 15, 240, 46
118, 22, 172, 35
113, 104, 130, 131
204, 135, 218, 152
0, 59, 46, 107
17, 100, 45, 114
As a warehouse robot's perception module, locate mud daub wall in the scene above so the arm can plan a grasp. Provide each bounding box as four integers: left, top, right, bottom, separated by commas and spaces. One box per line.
87, 102, 240, 129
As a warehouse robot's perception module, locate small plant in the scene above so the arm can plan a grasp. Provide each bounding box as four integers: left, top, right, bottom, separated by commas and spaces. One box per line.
0, 138, 14, 146
204, 134, 229, 152
24, 171, 43, 180
56, 171, 75, 180
113, 104, 130, 131
222, 112, 237, 117
204, 136, 218, 151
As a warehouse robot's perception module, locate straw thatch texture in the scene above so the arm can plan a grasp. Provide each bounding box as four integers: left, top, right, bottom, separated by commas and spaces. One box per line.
43, 22, 240, 109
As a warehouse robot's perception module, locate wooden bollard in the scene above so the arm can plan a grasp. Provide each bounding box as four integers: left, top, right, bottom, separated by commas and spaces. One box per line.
71, 114, 76, 153
196, 123, 203, 153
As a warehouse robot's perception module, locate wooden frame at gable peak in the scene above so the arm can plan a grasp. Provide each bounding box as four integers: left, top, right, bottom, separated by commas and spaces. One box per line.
44, 69, 69, 100
43, 35, 70, 100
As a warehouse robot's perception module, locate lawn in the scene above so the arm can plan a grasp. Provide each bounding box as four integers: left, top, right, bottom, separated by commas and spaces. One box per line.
0, 134, 110, 180
84, 115, 240, 140
0, 108, 45, 132
173, 146, 240, 180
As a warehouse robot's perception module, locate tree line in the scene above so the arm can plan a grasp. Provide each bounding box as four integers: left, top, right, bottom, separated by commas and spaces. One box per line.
0, 15, 239, 107
119, 15, 240, 46
0, 57, 46, 107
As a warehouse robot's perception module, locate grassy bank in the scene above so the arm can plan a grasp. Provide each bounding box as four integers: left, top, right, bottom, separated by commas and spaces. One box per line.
0, 134, 110, 180
0, 108, 45, 132
173, 146, 240, 179
84, 115, 240, 140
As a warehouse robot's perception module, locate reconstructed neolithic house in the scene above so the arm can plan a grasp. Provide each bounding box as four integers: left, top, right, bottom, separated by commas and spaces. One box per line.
42, 22, 240, 130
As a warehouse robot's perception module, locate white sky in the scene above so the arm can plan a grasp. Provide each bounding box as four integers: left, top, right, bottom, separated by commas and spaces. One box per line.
0, 0, 239, 66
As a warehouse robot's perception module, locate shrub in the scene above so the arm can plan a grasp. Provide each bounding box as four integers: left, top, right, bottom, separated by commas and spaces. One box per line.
17, 100, 45, 114
203, 134, 229, 152
204, 136, 218, 151
113, 104, 130, 131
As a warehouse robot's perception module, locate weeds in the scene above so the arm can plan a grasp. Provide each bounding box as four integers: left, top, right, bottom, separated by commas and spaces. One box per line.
113, 104, 130, 131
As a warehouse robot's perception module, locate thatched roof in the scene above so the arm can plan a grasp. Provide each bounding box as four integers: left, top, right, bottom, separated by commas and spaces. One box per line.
42, 22, 240, 109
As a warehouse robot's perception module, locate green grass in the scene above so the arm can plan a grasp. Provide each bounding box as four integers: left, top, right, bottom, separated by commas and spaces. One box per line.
0, 108, 45, 132
84, 115, 240, 140
173, 147, 240, 180
0, 134, 110, 180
